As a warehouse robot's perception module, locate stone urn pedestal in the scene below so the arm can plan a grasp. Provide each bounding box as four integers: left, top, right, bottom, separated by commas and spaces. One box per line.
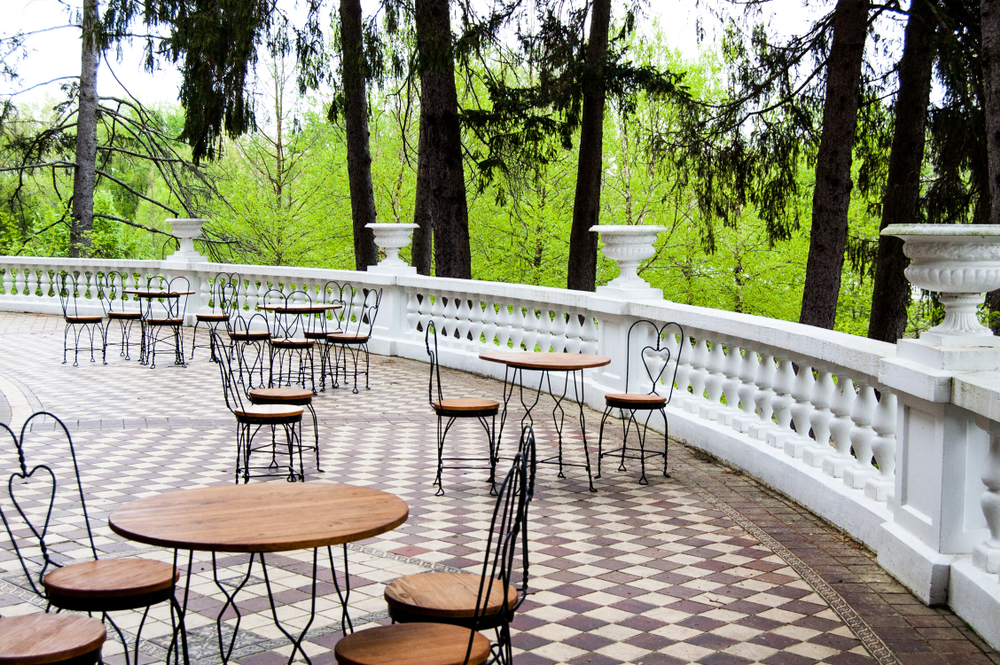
162, 218, 208, 266
883, 224, 1000, 370
366, 223, 418, 275
590, 225, 666, 300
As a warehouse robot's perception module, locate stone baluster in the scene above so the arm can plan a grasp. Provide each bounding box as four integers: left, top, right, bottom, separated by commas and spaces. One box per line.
535, 306, 553, 352
718, 341, 743, 427
784, 362, 816, 458
509, 303, 526, 350
564, 311, 582, 353
13, 266, 27, 300
750, 353, 776, 440
1, 264, 13, 296
549, 310, 567, 353
767, 357, 796, 448
973, 417, 1000, 573
733, 347, 760, 433
822, 376, 858, 476
405, 291, 420, 333
865, 389, 897, 501
685, 337, 710, 413
672, 332, 694, 404
844, 386, 883, 488
802, 369, 836, 465
495, 302, 512, 349
700, 338, 727, 420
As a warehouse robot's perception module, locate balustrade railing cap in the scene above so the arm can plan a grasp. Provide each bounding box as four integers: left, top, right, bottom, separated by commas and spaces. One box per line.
882, 224, 1000, 239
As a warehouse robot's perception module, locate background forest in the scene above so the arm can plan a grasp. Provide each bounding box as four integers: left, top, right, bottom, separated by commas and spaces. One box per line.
1, 0, 996, 341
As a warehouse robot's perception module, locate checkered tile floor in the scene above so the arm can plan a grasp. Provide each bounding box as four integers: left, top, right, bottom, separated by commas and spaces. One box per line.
0, 312, 996, 665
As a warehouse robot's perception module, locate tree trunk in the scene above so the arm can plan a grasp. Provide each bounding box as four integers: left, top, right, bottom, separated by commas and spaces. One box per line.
867, 0, 936, 342
984, 0, 1000, 330
986, 0, 1000, 225
412, 0, 471, 279
412, 112, 433, 275
566, 0, 611, 292
340, 0, 379, 271
71, 0, 100, 258
799, 0, 869, 328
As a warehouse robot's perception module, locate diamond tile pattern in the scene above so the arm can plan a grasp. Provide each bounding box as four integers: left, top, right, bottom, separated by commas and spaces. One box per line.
0, 312, 995, 665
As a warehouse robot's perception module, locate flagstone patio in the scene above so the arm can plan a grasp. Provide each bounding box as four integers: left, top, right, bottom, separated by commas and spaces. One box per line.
0, 312, 996, 665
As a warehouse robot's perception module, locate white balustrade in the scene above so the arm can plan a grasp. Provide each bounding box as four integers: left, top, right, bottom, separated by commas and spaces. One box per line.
9, 247, 1000, 649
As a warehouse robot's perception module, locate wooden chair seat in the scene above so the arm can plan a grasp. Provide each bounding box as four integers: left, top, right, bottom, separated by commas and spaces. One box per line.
0, 614, 106, 665
384, 572, 517, 620
334, 623, 490, 665
107, 311, 141, 320
230, 331, 270, 341
64, 316, 103, 325
146, 318, 183, 326
270, 338, 315, 348
605, 393, 667, 409
195, 312, 229, 321
326, 332, 369, 344
233, 403, 304, 421
249, 387, 313, 403
43, 559, 178, 612
433, 398, 499, 415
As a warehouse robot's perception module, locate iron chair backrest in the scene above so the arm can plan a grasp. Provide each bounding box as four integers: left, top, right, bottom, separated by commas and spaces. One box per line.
513, 425, 537, 614
58, 272, 95, 319
341, 287, 382, 339
425, 320, 446, 409
624, 320, 685, 402
211, 331, 253, 415
313, 280, 352, 335
96, 272, 135, 316
261, 289, 313, 339
0, 412, 99, 600
213, 272, 243, 316
143, 275, 190, 322
465, 427, 532, 665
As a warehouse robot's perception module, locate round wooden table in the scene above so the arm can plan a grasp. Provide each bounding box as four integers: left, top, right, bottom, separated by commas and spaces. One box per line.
480, 352, 610, 492
110, 483, 408, 664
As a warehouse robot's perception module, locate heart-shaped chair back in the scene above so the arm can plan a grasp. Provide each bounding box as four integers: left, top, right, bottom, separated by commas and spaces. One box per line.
0, 412, 98, 600
625, 320, 686, 401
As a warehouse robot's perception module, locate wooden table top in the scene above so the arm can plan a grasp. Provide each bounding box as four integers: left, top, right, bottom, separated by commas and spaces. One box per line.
109, 483, 408, 553
257, 303, 342, 313
123, 289, 195, 297
0, 614, 106, 665
479, 351, 611, 371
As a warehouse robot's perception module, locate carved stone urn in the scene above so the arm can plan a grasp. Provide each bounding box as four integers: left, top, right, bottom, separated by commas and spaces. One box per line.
591, 225, 666, 299
366, 223, 419, 274
163, 218, 207, 265
883, 224, 1000, 347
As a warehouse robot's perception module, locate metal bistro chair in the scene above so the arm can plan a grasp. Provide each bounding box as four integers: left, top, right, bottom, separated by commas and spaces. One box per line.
227, 310, 271, 389
382, 426, 536, 665
191, 271, 241, 361
425, 320, 499, 496
97, 272, 142, 361
324, 287, 382, 394
0, 412, 179, 665
0, 614, 107, 665
263, 289, 318, 394
308, 280, 351, 391
211, 331, 306, 483
140, 275, 190, 369
337, 427, 532, 665
58, 272, 105, 366
597, 319, 684, 484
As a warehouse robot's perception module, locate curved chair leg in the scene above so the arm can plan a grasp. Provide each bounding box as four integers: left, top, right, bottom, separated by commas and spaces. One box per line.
306, 402, 321, 471
434, 416, 456, 496
661, 407, 670, 478
595, 406, 614, 479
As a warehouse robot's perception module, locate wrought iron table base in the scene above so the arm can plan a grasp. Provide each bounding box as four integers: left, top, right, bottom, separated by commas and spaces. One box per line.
495, 366, 596, 492
166, 546, 354, 665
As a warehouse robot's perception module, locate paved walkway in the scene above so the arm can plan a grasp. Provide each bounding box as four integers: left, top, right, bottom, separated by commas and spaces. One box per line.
0, 312, 996, 665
